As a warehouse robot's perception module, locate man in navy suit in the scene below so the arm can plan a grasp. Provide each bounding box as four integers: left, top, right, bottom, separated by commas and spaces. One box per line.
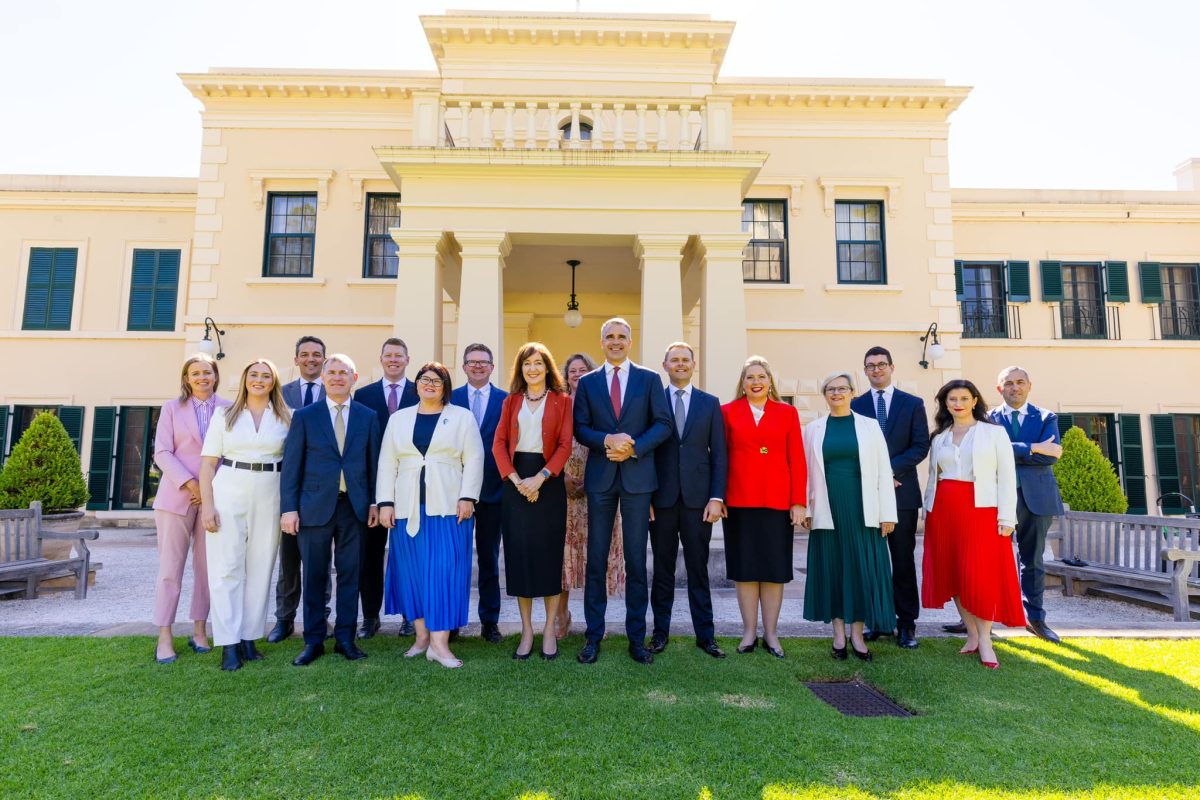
573, 317, 672, 664
450, 342, 508, 644
648, 343, 728, 659
281, 354, 381, 666
270, 334, 328, 643
990, 365, 1065, 643
850, 346, 930, 649
352, 337, 418, 638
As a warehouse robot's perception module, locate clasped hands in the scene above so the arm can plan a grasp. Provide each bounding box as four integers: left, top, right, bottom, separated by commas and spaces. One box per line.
604, 433, 635, 462
512, 471, 545, 504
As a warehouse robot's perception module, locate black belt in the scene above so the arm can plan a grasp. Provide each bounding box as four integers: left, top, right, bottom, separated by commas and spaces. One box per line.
221, 458, 280, 472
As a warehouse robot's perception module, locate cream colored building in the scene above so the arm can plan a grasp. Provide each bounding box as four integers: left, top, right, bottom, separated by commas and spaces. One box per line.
1, 11, 1198, 516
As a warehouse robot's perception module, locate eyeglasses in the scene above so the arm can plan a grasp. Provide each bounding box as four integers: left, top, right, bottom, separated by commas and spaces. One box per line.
417, 377, 444, 387
464, 360, 492, 368
824, 386, 853, 394
864, 362, 892, 371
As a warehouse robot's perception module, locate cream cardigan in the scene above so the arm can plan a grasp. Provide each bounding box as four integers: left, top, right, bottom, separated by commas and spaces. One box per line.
923, 421, 1017, 528
804, 411, 898, 530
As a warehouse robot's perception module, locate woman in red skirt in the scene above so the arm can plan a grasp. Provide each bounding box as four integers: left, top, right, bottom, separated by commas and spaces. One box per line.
922, 379, 1023, 669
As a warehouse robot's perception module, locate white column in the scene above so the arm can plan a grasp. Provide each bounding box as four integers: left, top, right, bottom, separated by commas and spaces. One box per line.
454, 231, 512, 386
502, 102, 516, 149
656, 105, 669, 150
458, 101, 471, 148
480, 101, 494, 147
546, 102, 560, 149
390, 230, 447, 367
698, 232, 752, 401
569, 103, 582, 149
678, 104, 692, 150
634, 104, 647, 151
524, 102, 538, 148
635, 234, 688, 373
590, 102, 603, 150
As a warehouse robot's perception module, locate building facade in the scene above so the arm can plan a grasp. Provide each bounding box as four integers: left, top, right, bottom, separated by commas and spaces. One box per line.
2, 11, 1198, 516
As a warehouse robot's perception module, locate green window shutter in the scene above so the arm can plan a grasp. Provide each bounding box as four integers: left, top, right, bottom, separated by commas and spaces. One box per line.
1138, 262, 1163, 304
58, 406, 84, 454
0, 406, 9, 467
1056, 413, 1075, 438
128, 250, 156, 330
22, 248, 75, 330
87, 407, 118, 510
1118, 414, 1147, 515
954, 260, 963, 300
129, 249, 181, 331
1006, 261, 1030, 302
1105, 261, 1129, 302
152, 250, 180, 330
1150, 413, 1183, 513
1040, 260, 1063, 302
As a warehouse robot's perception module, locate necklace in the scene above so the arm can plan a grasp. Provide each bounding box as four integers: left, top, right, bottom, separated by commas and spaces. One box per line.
525, 387, 547, 401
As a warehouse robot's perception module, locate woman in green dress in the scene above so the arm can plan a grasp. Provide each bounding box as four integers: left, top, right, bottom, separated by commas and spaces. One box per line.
802, 371, 897, 662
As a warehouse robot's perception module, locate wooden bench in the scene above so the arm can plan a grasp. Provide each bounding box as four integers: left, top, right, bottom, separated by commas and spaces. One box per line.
1046, 511, 1200, 621
0, 501, 100, 600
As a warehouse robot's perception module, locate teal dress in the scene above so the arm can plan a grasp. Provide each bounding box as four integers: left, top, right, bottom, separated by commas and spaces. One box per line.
803, 414, 896, 630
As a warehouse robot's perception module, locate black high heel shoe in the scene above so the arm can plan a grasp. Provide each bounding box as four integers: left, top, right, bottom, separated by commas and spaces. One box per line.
851, 645, 873, 663
736, 639, 758, 654
760, 638, 785, 659
512, 642, 532, 660
540, 645, 559, 661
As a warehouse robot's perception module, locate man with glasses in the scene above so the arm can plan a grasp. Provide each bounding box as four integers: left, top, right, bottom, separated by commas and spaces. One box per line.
850, 346, 930, 648
450, 343, 508, 643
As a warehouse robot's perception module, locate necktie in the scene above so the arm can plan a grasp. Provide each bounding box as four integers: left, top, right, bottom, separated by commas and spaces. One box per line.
303, 382, 315, 407
674, 389, 686, 438
610, 366, 622, 418
387, 383, 399, 415
1010, 410, 1022, 438
471, 388, 484, 428
334, 404, 347, 492
875, 390, 888, 429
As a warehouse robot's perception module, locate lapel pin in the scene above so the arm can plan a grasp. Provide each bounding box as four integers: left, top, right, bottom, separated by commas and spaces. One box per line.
759, 446, 769, 455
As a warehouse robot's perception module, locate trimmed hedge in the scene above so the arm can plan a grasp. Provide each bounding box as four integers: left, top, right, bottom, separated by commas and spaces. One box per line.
0, 412, 89, 512
1053, 426, 1128, 514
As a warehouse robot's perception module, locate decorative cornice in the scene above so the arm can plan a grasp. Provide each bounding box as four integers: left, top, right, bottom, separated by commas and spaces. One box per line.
179, 70, 439, 101
246, 169, 335, 210
751, 176, 805, 215
951, 187, 1200, 222
346, 170, 393, 210
819, 177, 902, 216
720, 80, 970, 113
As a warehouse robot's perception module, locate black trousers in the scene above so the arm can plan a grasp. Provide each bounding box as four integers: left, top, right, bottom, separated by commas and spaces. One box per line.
649, 500, 715, 641
889, 508, 920, 629
584, 487, 652, 644
1015, 489, 1052, 623
274, 530, 331, 624
474, 500, 502, 624
358, 523, 388, 623
297, 495, 363, 646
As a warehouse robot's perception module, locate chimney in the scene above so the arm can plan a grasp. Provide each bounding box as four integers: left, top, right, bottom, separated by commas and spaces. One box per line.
1175, 158, 1200, 191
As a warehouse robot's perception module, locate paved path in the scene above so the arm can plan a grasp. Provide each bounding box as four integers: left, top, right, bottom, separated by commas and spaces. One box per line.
2, 525, 1197, 640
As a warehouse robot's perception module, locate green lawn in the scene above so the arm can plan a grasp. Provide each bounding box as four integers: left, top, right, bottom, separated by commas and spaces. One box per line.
2, 635, 1198, 799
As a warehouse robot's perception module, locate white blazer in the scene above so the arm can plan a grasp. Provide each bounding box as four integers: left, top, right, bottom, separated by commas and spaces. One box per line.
804, 412, 898, 530
923, 421, 1017, 528
376, 404, 484, 536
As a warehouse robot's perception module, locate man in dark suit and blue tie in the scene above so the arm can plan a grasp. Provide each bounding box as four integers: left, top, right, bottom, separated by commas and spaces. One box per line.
851, 346, 930, 649
648, 343, 728, 659
281, 354, 381, 665
989, 365, 1065, 643
573, 317, 672, 664
353, 337, 418, 638
450, 342, 508, 644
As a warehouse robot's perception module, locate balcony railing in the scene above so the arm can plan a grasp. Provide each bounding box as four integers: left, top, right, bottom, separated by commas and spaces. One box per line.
961, 301, 1021, 339
1161, 301, 1200, 340
1058, 301, 1120, 340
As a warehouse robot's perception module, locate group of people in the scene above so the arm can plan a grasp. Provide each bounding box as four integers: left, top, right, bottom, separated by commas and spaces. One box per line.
149, 317, 1065, 672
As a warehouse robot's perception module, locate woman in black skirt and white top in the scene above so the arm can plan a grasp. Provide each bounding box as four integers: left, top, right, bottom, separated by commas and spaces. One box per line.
493, 342, 574, 660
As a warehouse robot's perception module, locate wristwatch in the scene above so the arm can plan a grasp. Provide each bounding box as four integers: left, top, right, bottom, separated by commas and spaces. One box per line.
540, 468, 552, 479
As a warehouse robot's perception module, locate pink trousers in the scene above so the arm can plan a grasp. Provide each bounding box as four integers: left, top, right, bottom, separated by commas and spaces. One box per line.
153, 506, 210, 626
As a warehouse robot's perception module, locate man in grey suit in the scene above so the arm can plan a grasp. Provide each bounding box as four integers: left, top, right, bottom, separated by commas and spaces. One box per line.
280, 335, 327, 411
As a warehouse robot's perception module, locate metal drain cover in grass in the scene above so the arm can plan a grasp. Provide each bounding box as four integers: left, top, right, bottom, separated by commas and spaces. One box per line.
806, 680, 912, 717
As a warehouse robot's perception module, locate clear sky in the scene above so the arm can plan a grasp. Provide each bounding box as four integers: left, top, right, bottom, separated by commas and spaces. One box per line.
2, 0, 1195, 190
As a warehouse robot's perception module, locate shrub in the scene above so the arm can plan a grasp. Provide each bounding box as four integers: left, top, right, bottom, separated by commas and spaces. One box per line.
1053, 426, 1128, 514
0, 412, 90, 512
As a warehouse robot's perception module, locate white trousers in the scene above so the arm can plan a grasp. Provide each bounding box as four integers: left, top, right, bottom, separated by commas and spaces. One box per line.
205, 469, 281, 646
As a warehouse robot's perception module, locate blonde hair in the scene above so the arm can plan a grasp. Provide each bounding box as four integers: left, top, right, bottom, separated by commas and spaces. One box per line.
733, 355, 781, 402
820, 371, 857, 395
323, 353, 358, 374
563, 352, 598, 397
177, 353, 220, 403
226, 358, 291, 430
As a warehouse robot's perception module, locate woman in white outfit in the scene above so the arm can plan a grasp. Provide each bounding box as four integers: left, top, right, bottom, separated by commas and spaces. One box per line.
200, 359, 292, 672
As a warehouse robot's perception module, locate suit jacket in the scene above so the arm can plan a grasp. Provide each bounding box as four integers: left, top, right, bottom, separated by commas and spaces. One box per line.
924, 422, 1018, 528
280, 399, 381, 527
493, 391, 574, 480
282, 378, 326, 411
152, 396, 232, 516
850, 387, 931, 510
988, 403, 1065, 516
572, 362, 672, 494
354, 378, 419, 435
721, 398, 807, 511
652, 386, 727, 509
450, 383, 508, 504
804, 412, 897, 530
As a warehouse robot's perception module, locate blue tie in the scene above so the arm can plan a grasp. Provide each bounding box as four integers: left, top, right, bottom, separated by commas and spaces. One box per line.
875, 390, 887, 429
303, 382, 315, 407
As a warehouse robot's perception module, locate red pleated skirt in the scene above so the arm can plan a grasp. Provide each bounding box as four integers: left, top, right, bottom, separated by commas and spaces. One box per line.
922, 479, 1026, 628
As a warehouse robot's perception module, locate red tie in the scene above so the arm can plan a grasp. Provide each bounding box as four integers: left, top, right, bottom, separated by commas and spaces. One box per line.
610, 365, 622, 418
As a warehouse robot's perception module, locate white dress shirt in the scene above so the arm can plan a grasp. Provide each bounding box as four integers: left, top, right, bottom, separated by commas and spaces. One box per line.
1000, 402, 1026, 428
515, 399, 545, 453
871, 383, 896, 418
933, 425, 978, 481
325, 395, 351, 431
602, 359, 631, 405
667, 383, 693, 422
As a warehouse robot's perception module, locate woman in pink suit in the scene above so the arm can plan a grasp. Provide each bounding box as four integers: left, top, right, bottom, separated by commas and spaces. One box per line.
152, 354, 231, 663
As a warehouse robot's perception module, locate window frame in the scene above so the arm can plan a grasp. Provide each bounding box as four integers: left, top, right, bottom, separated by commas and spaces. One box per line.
834, 200, 887, 285
1160, 263, 1200, 340
361, 193, 402, 279
262, 192, 318, 277
127, 248, 181, 332
1059, 262, 1107, 340
959, 261, 1009, 339
740, 198, 789, 284
22, 247, 79, 331
112, 406, 161, 510
1174, 414, 1200, 508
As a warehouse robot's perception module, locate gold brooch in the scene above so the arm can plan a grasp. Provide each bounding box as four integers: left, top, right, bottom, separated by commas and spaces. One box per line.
759, 446, 769, 455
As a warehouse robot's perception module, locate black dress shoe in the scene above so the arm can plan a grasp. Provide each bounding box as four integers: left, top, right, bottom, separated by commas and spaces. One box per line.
266, 620, 293, 644
221, 645, 243, 671
897, 627, 919, 649
736, 640, 758, 654
577, 641, 600, 664
398, 618, 416, 637
481, 623, 502, 644
863, 627, 888, 642
646, 634, 668, 654
696, 639, 726, 659
334, 640, 368, 660
851, 646, 873, 663
239, 639, 264, 661
358, 618, 381, 640
942, 622, 967, 635
292, 642, 325, 666
628, 645, 654, 665
154, 646, 177, 665
1026, 621, 1062, 644
761, 639, 785, 659
831, 644, 848, 661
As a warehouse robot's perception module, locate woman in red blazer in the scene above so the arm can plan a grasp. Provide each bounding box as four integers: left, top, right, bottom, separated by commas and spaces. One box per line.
721, 355, 807, 659
492, 342, 574, 660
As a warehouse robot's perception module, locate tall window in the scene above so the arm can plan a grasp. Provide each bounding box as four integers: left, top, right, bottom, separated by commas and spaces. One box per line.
1161, 264, 1200, 340
741, 199, 787, 282
263, 193, 317, 276
363, 194, 401, 278
960, 262, 1007, 338
128, 249, 181, 331
1073, 413, 1118, 470
114, 407, 161, 509
1175, 415, 1200, 507
1060, 263, 1105, 339
22, 247, 78, 330
835, 201, 885, 284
